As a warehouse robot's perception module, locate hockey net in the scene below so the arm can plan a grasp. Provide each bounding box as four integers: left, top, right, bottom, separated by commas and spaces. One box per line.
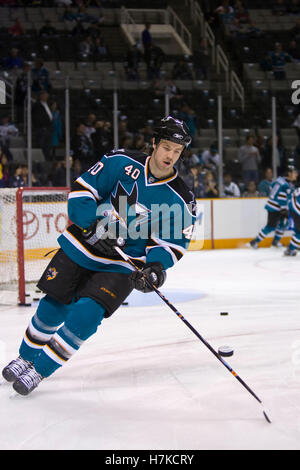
0, 187, 69, 305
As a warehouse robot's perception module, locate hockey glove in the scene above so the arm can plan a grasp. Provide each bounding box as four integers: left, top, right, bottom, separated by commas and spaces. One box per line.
129, 262, 166, 293
82, 220, 125, 257
280, 208, 288, 219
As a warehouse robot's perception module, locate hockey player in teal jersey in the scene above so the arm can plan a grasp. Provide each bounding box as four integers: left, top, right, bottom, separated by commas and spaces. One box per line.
284, 187, 300, 256
2, 116, 197, 396
248, 167, 298, 249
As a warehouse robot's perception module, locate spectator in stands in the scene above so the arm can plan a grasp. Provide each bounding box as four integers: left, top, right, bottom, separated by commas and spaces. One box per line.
94, 37, 108, 59
72, 20, 86, 37
234, 1, 250, 24
180, 104, 197, 142
288, 40, 300, 61
0, 151, 10, 188
39, 20, 58, 37
269, 43, 292, 79
165, 79, 184, 104
201, 143, 220, 174
272, 0, 288, 15
84, 113, 96, 140
124, 44, 142, 80
133, 134, 146, 151
144, 44, 165, 80
183, 164, 205, 198
91, 120, 112, 157
75, 5, 98, 24
52, 160, 70, 187
32, 90, 53, 162
261, 136, 282, 173
172, 58, 193, 80
71, 123, 95, 170
215, 0, 235, 25
258, 167, 274, 196
142, 23, 152, 52
72, 158, 82, 183
15, 62, 30, 123
8, 17, 24, 37
238, 134, 261, 184
0, 116, 18, 150
9, 164, 27, 188
78, 35, 95, 59
151, 79, 165, 98
287, 0, 300, 14
259, 53, 273, 72
242, 180, 260, 197
290, 18, 300, 40
192, 39, 210, 80
139, 122, 154, 144
118, 117, 134, 145
222, 172, 241, 197
31, 59, 51, 94
51, 101, 63, 159
4, 48, 24, 70
204, 170, 219, 198
62, 5, 77, 23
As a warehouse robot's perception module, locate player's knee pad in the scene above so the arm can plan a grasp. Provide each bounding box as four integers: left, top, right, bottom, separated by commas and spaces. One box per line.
36, 295, 70, 328
64, 297, 105, 341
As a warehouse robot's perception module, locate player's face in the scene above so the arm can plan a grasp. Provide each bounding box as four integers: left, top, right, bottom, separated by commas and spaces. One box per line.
289, 170, 299, 182
150, 139, 184, 178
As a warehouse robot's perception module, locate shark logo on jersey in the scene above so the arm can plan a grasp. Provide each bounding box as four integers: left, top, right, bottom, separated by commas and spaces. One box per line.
46, 267, 58, 281
110, 181, 151, 227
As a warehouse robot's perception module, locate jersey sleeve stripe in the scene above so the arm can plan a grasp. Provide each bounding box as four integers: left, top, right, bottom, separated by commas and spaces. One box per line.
148, 236, 186, 256
291, 194, 300, 215
68, 191, 97, 201
76, 176, 101, 201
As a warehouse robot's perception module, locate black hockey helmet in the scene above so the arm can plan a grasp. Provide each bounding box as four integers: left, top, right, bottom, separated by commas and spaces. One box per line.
153, 116, 192, 148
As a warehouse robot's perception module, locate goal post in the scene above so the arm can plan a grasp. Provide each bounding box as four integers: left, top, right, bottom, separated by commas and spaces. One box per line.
0, 187, 69, 305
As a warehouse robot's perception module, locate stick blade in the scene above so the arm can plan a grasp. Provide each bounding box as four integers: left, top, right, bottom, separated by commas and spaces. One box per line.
263, 410, 272, 423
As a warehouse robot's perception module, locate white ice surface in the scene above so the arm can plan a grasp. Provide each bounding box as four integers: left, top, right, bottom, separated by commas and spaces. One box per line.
0, 247, 300, 450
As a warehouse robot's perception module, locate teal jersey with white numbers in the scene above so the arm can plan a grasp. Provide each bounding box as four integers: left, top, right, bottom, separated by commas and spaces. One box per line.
265, 176, 294, 213
289, 187, 300, 216
58, 149, 197, 274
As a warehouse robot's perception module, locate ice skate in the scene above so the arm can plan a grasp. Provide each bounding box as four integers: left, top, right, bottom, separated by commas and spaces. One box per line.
12, 366, 44, 396
247, 239, 258, 249
284, 248, 297, 257
271, 240, 283, 248
2, 356, 33, 383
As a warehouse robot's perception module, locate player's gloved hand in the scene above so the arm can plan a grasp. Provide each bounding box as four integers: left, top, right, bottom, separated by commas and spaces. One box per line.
82, 220, 125, 257
280, 208, 288, 219
129, 262, 166, 293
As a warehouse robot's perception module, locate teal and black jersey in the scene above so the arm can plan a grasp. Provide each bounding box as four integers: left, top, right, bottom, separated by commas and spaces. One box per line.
289, 187, 300, 216
265, 176, 294, 213
58, 149, 197, 274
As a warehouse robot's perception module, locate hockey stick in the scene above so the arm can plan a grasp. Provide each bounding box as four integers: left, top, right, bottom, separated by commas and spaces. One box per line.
115, 245, 271, 424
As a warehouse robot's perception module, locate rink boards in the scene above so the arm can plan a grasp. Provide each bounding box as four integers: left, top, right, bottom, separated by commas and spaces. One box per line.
190, 197, 293, 250
0, 197, 294, 262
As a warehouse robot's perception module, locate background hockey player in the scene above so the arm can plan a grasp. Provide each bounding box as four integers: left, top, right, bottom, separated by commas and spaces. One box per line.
2, 116, 197, 396
248, 166, 298, 249
284, 187, 300, 256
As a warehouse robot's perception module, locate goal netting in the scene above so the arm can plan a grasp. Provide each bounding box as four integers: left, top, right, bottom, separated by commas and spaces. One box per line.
0, 187, 69, 305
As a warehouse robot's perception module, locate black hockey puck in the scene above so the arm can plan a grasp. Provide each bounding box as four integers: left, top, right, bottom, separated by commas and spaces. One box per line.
218, 345, 234, 357
220, 312, 229, 316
